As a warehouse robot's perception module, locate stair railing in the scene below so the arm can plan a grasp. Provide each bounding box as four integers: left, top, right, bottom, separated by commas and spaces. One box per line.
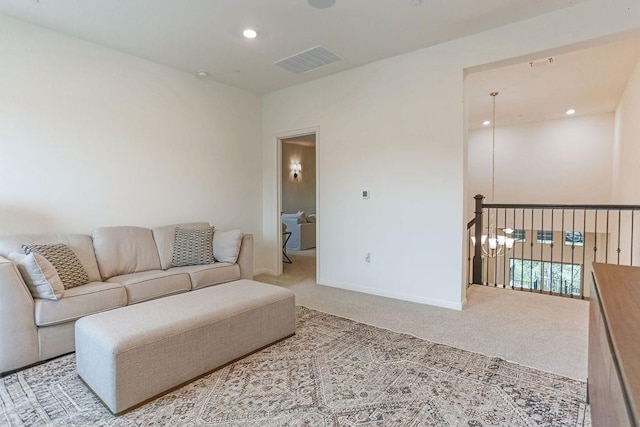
467, 194, 640, 299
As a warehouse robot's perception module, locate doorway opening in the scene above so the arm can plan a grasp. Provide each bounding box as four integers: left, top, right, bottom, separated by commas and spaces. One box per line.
278, 132, 317, 282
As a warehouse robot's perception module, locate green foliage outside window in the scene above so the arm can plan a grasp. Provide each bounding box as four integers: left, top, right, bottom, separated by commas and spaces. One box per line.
510, 259, 581, 296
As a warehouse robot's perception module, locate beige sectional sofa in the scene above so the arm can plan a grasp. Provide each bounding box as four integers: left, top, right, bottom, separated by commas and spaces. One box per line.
0, 222, 253, 376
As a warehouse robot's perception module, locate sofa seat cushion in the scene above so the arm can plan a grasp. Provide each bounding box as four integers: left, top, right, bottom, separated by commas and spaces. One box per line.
34, 282, 127, 327
107, 270, 191, 304
170, 263, 240, 290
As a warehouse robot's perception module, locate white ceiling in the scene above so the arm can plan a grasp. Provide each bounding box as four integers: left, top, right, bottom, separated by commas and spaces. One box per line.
467, 35, 640, 129
1, 0, 638, 128
1, 0, 588, 95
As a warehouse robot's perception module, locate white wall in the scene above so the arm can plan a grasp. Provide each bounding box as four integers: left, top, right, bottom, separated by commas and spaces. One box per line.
264, 52, 466, 309
611, 54, 640, 265
262, 0, 640, 310
613, 55, 640, 204
468, 113, 614, 211
0, 15, 263, 266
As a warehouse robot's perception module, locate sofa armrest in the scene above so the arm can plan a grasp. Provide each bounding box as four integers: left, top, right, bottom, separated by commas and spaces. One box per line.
237, 234, 253, 280
298, 222, 316, 250
281, 217, 300, 232
0, 256, 39, 375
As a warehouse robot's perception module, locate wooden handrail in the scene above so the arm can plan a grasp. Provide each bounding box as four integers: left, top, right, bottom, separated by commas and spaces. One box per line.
483, 202, 640, 210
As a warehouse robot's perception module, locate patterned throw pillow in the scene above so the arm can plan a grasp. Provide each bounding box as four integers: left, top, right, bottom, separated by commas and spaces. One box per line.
171, 227, 215, 267
22, 243, 90, 289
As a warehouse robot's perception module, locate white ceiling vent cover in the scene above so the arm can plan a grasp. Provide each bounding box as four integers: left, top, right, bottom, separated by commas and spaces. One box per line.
274, 46, 342, 74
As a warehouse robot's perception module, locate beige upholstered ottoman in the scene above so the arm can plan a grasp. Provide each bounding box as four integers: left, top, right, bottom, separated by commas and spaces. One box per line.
75, 279, 296, 414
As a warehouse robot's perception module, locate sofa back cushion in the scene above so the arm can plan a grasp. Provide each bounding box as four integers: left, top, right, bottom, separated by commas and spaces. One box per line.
92, 226, 161, 279
0, 234, 102, 282
151, 222, 210, 270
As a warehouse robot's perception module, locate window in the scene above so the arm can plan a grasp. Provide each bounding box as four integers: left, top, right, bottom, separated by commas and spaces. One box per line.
512, 229, 526, 242
509, 259, 582, 296
565, 231, 584, 246
536, 230, 553, 244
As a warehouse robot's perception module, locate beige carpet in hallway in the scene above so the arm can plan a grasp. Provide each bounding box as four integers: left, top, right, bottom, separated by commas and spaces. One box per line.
255, 250, 589, 381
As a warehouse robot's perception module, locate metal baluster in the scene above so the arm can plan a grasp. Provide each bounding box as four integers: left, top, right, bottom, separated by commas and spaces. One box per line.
631, 210, 635, 266
530, 208, 534, 292
570, 209, 575, 298
594, 210, 598, 264
560, 209, 565, 297
550, 209, 554, 295
581, 209, 586, 299
617, 210, 622, 265
493, 208, 500, 288
485, 207, 490, 285
481, 208, 485, 285
606, 210, 610, 263
521, 208, 525, 291
503, 208, 507, 288
540, 209, 544, 293
511, 208, 516, 289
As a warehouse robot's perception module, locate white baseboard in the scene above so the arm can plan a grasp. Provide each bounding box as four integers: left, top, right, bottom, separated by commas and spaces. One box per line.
317, 278, 464, 311
253, 268, 274, 276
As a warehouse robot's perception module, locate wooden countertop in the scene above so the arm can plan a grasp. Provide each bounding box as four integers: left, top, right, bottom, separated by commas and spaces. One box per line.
592, 263, 640, 427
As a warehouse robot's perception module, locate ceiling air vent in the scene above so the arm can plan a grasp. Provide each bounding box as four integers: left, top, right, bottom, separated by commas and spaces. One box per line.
274, 46, 342, 74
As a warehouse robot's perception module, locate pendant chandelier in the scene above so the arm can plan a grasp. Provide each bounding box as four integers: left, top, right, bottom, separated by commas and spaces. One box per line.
471, 91, 514, 258
472, 222, 515, 257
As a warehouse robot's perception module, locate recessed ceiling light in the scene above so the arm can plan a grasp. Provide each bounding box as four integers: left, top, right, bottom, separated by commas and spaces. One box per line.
196, 70, 209, 77
410, 0, 423, 6
308, 0, 336, 9
482, 120, 491, 126
566, 109, 576, 115
243, 29, 257, 39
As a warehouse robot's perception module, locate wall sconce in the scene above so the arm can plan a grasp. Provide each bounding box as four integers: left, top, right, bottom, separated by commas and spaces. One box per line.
291, 162, 302, 181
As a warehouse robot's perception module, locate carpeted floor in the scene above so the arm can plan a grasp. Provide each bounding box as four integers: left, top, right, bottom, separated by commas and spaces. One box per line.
0, 307, 589, 426
256, 251, 589, 381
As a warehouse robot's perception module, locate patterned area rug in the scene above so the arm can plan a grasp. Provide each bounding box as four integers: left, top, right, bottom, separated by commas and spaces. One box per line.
1, 307, 590, 426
